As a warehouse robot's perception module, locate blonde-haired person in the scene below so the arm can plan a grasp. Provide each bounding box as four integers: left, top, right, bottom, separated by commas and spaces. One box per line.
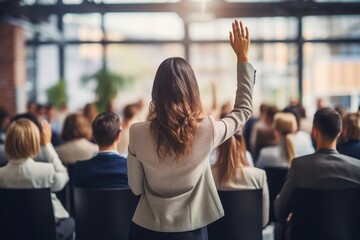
256, 112, 297, 169
56, 113, 98, 164
337, 112, 360, 159
211, 131, 269, 227
127, 20, 255, 240
0, 119, 74, 240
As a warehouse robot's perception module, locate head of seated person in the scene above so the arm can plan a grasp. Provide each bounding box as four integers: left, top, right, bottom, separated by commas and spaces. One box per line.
341, 112, 360, 143
312, 108, 342, 149
5, 119, 40, 161
92, 112, 122, 151
61, 114, 92, 143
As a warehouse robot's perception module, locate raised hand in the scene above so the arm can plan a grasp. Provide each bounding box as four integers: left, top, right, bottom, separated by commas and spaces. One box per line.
40, 120, 52, 146
229, 20, 250, 63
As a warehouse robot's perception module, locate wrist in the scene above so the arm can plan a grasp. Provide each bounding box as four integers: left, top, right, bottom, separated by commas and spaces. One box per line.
237, 57, 248, 63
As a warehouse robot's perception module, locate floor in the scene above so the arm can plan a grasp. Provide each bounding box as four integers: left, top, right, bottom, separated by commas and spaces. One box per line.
263, 223, 275, 240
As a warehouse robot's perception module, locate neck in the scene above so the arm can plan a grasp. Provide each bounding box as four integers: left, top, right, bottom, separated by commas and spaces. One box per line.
316, 139, 337, 151
99, 143, 118, 152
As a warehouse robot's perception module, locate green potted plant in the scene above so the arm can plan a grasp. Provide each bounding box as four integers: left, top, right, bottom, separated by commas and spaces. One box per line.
81, 69, 130, 112
46, 79, 68, 108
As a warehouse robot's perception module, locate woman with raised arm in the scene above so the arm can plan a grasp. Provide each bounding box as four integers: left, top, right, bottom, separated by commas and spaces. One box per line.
127, 20, 255, 240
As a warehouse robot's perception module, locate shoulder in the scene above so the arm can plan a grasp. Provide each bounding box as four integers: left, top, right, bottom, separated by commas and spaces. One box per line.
243, 167, 266, 179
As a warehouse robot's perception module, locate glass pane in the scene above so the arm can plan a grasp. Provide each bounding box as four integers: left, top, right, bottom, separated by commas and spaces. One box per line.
103, 0, 179, 2
65, 44, 103, 111
189, 17, 297, 40
303, 43, 360, 114
303, 15, 360, 39
37, 0, 57, 4
190, 43, 298, 113
20, 0, 36, 5
38, 15, 59, 41
26, 46, 36, 101
106, 44, 184, 111
63, 14, 103, 41
227, 0, 282, 2
37, 45, 59, 103
63, 0, 83, 4
105, 13, 184, 40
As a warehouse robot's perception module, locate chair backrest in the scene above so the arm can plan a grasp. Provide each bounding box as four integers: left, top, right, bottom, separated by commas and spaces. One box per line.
74, 187, 140, 240
56, 164, 75, 216
291, 188, 360, 240
264, 167, 288, 222
0, 188, 57, 240
208, 189, 263, 240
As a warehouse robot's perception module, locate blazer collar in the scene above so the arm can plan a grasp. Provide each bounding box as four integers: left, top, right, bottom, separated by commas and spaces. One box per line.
316, 148, 338, 154
8, 157, 34, 164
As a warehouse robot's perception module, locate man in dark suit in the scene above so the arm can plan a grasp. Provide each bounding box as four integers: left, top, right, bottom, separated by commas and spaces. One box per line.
274, 108, 360, 239
74, 111, 128, 188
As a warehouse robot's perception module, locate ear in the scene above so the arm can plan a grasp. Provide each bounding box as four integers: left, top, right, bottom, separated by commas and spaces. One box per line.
116, 131, 122, 142
312, 127, 318, 139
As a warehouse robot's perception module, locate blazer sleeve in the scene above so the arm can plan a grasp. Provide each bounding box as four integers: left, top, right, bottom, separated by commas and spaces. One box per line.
211, 62, 255, 148
127, 125, 145, 195
274, 160, 297, 222
42, 143, 69, 192
262, 172, 270, 227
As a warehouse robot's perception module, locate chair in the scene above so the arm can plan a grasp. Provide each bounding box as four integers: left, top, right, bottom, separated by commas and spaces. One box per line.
56, 164, 75, 216
208, 189, 263, 240
0, 188, 58, 240
74, 187, 140, 240
291, 188, 360, 240
264, 167, 288, 223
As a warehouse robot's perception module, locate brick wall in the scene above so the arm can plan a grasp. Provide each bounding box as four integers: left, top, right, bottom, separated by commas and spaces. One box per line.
0, 22, 26, 115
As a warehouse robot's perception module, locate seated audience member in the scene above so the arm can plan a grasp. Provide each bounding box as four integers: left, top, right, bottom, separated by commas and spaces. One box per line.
118, 102, 143, 157
0, 107, 10, 144
26, 100, 37, 116
0, 119, 74, 240
256, 113, 297, 169
283, 106, 314, 157
274, 108, 360, 240
83, 103, 98, 125
251, 105, 279, 161
56, 114, 98, 165
210, 105, 254, 166
337, 112, 360, 159
8, 113, 60, 163
211, 132, 269, 227
0, 108, 10, 166
74, 112, 128, 188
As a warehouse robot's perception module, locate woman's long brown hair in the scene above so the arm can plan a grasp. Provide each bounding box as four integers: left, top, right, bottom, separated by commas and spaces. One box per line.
214, 133, 250, 186
148, 57, 203, 161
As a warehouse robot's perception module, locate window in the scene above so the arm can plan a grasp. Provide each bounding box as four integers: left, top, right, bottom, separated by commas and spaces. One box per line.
106, 44, 184, 109
104, 13, 184, 41
303, 15, 360, 39
65, 44, 103, 110
189, 17, 297, 40
63, 14, 103, 41
190, 43, 298, 111
303, 43, 360, 113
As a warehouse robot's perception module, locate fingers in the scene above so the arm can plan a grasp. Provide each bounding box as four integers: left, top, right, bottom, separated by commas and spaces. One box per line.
232, 22, 237, 40
245, 26, 249, 39
240, 21, 245, 37
229, 31, 234, 47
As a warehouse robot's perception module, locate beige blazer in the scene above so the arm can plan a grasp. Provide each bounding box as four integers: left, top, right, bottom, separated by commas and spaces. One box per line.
211, 166, 269, 227
0, 144, 69, 220
56, 138, 98, 164
127, 62, 255, 232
